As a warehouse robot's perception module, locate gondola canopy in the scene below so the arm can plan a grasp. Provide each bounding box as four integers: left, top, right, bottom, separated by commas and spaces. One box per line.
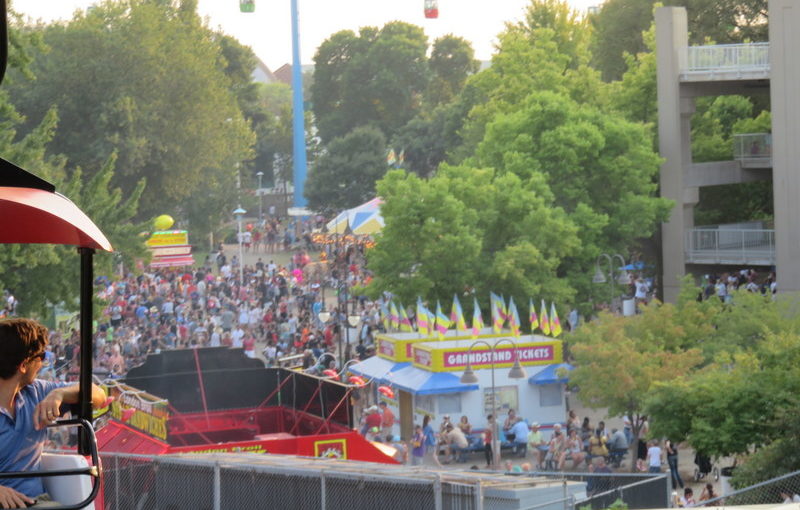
424, 0, 438, 18
240, 0, 255, 13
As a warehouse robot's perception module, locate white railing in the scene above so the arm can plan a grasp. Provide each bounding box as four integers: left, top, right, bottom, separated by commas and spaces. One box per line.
685, 42, 769, 74
733, 133, 772, 168
686, 228, 775, 265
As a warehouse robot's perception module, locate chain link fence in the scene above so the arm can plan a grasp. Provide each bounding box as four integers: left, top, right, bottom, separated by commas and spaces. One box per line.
98, 452, 597, 510
494, 470, 670, 510
697, 469, 800, 507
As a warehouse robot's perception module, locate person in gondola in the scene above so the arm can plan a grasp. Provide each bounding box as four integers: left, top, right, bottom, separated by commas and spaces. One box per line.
0, 319, 106, 508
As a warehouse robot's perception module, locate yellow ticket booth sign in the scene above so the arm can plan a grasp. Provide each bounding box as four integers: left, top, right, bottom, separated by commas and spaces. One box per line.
146, 230, 189, 247
412, 338, 563, 372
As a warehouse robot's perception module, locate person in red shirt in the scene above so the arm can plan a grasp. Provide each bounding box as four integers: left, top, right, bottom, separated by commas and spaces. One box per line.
362, 406, 382, 437
379, 401, 395, 436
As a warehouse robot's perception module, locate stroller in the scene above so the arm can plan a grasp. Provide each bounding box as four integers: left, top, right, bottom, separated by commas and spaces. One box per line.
694, 452, 720, 482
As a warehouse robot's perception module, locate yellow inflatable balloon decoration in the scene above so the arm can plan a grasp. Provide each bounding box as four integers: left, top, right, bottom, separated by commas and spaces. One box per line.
154, 214, 174, 231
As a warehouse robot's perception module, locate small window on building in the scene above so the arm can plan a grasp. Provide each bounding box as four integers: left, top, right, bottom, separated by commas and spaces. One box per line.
539, 385, 562, 407
416, 394, 435, 414
437, 394, 461, 415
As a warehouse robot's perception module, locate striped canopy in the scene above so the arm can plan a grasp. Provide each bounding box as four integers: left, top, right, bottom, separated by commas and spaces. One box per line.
326, 197, 384, 235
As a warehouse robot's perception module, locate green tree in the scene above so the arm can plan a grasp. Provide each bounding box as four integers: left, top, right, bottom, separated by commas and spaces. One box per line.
453, 0, 605, 162
591, 0, 768, 82
311, 22, 430, 142
591, 0, 658, 81
569, 303, 704, 468
426, 35, 479, 107
365, 165, 580, 309
473, 91, 671, 307
304, 126, 388, 214
8, 0, 254, 219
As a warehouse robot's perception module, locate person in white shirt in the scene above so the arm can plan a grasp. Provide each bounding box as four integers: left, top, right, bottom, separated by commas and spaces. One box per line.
231, 326, 245, 348
647, 439, 662, 473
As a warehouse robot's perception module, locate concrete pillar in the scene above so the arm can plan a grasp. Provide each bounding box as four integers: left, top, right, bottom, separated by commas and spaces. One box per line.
656, 7, 692, 302
769, 0, 800, 293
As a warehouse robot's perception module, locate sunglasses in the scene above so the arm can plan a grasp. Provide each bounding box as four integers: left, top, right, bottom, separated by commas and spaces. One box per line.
31, 351, 47, 361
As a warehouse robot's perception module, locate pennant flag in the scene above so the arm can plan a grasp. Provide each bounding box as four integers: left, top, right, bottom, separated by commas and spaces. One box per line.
490, 292, 505, 333
508, 297, 521, 337
498, 294, 509, 321
550, 302, 563, 337
451, 294, 468, 333
540, 300, 551, 336
399, 303, 413, 332
471, 297, 484, 338
398, 149, 405, 165
387, 149, 397, 166
390, 301, 400, 330
380, 301, 390, 330
529, 298, 539, 332
435, 300, 451, 339
416, 297, 430, 336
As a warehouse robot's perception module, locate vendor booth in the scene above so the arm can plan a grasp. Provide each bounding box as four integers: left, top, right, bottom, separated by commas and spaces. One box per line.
349, 330, 571, 441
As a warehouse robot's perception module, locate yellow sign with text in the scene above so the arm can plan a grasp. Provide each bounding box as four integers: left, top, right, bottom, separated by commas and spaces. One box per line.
412, 339, 563, 372
145, 231, 189, 247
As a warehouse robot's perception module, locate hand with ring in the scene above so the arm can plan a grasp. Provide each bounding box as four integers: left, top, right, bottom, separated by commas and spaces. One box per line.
34, 388, 66, 430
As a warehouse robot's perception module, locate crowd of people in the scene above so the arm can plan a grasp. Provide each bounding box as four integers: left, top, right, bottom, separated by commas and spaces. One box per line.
30, 219, 386, 384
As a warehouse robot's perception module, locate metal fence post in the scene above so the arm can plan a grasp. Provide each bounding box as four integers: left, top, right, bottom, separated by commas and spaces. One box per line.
434, 473, 443, 510
113, 454, 119, 510
213, 461, 221, 510
320, 471, 326, 510
475, 479, 483, 510
563, 479, 568, 510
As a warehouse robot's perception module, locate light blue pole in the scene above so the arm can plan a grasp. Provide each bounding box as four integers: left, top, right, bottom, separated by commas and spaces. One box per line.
290, 0, 307, 208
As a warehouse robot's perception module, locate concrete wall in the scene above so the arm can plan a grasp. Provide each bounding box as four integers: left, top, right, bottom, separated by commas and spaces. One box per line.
769, 0, 800, 293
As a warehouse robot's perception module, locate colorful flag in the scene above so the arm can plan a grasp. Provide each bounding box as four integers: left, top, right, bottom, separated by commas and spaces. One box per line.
398, 149, 405, 166
508, 297, 521, 337
380, 301, 390, 330
435, 300, 451, 339
386, 149, 397, 166
399, 303, 413, 332
416, 297, 430, 336
451, 294, 468, 333
529, 298, 539, 332
471, 297, 484, 338
390, 301, 400, 330
540, 300, 551, 336
490, 292, 505, 333
550, 302, 563, 337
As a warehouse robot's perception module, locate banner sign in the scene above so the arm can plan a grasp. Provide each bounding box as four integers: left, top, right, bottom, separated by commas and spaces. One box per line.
150, 245, 192, 257
412, 339, 563, 372
376, 336, 428, 363
314, 438, 348, 459
145, 230, 189, 247
106, 383, 170, 441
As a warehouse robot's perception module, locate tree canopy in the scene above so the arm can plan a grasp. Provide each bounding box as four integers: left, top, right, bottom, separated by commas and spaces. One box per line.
7, 0, 253, 221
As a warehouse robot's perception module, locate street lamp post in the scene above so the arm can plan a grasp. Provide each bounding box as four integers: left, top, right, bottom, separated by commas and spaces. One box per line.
459, 338, 527, 468
256, 171, 264, 222
233, 207, 246, 285
592, 253, 631, 313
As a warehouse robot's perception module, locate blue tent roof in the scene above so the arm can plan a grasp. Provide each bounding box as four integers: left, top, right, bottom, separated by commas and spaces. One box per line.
347, 356, 409, 382
390, 365, 479, 395
529, 363, 574, 385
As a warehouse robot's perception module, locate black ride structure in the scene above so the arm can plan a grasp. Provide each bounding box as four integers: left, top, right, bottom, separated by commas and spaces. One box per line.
0, 1, 110, 504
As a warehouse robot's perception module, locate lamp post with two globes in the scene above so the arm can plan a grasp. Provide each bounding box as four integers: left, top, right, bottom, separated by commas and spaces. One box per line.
592, 253, 631, 313
233, 207, 246, 285
459, 338, 527, 468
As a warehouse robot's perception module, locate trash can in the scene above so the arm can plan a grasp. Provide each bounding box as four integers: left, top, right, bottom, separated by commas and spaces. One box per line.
622, 299, 636, 316
720, 466, 736, 496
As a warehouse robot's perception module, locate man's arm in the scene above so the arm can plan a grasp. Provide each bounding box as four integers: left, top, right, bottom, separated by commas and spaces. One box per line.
34, 383, 106, 430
